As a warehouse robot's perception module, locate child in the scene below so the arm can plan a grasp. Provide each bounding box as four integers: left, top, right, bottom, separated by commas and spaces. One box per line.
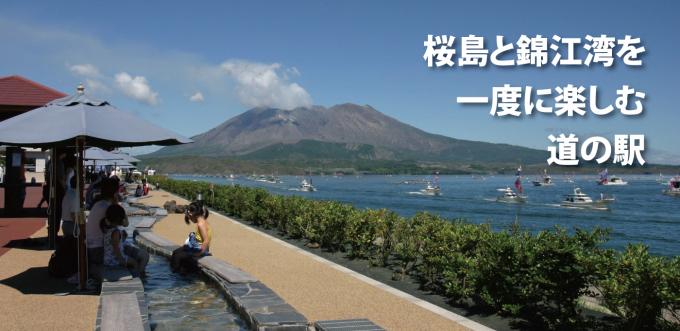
100, 204, 148, 276
170, 200, 211, 274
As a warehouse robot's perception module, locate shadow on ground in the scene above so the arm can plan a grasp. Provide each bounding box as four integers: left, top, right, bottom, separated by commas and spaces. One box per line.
0, 207, 48, 218
3, 237, 50, 252
0, 266, 97, 296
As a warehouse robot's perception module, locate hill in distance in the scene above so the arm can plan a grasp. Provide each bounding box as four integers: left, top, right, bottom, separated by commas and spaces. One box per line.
143, 103, 548, 174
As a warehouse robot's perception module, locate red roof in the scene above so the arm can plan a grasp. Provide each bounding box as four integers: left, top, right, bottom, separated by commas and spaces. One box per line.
0, 75, 67, 107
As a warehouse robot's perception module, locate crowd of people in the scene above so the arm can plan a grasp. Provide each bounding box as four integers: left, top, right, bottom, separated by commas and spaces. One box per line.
45, 151, 212, 288
45, 150, 152, 284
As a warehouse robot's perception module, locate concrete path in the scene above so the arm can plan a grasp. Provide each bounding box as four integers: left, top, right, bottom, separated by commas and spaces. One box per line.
0, 225, 99, 330
140, 189, 490, 331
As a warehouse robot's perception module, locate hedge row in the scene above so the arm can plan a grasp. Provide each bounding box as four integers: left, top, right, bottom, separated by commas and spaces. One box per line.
150, 176, 679, 330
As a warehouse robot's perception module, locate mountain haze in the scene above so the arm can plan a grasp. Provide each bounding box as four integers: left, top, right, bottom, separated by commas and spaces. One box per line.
145, 104, 547, 173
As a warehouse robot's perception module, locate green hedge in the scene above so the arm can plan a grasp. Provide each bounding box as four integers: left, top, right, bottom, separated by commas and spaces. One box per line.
150, 176, 679, 330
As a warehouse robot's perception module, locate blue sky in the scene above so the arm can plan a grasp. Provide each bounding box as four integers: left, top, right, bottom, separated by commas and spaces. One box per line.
1, 1, 678, 163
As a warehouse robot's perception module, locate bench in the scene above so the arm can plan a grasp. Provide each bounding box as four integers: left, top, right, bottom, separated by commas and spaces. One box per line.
100, 293, 144, 331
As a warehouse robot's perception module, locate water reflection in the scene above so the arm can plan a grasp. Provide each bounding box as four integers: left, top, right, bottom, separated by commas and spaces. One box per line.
143, 255, 247, 331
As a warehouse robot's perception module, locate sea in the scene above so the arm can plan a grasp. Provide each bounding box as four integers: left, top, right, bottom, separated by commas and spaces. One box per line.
170, 174, 679, 257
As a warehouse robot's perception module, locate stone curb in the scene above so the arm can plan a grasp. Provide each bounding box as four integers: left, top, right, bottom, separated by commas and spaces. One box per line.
94, 267, 149, 331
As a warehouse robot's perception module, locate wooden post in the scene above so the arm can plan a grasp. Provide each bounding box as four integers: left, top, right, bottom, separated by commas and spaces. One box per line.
48, 148, 57, 249
76, 137, 88, 290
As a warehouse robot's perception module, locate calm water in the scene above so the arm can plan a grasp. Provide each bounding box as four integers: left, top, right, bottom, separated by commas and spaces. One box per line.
171, 174, 679, 257
143, 255, 247, 331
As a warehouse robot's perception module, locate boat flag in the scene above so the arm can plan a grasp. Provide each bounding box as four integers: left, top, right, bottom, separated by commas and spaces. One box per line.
515, 166, 523, 193
599, 168, 608, 184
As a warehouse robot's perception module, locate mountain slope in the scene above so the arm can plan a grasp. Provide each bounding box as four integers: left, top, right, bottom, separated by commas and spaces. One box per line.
148, 103, 546, 165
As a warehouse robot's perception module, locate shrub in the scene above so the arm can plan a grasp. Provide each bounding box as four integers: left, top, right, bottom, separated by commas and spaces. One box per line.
441, 222, 489, 302
392, 212, 431, 279
597, 244, 675, 330
240, 188, 270, 226
346, 209, 381, 259
370, 209, 400, 267
416, 214, 454, 292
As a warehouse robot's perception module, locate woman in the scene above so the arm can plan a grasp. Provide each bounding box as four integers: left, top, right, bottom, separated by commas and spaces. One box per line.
170, 200, 211, 273
185, 201, 212, 256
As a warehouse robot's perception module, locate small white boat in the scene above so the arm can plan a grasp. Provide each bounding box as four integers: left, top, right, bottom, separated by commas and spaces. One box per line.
561, 188, 612, 211
663, 176, 680, 196
299, 178, 316, 192
496, 187, 526, 203
420, 182, 441, 196
532, 169, 554, 186
597, 168, 628, 186
598, 175, 628, 186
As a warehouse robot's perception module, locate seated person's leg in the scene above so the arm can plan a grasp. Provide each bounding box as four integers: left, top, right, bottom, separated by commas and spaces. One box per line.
87, 246, 104, 280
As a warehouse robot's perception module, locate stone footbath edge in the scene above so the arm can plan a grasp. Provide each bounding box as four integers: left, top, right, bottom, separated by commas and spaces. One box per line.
132, 208, 309, 331
148, 189, 494, 331
204, 206, 496, 331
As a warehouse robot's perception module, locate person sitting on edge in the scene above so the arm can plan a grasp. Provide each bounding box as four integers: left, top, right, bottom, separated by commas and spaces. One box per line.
100, 204, 148, 276
86, 177, 118, 277
170, 200, 211, 273
185, 201, 211, 256
142, 178, 150, 196
134, 184, 143, 197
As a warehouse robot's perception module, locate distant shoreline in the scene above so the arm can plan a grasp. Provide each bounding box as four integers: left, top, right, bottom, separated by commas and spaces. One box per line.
140, 155, 680, 176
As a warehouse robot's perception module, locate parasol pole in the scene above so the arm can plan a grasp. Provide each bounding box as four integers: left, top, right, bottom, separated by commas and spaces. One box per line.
48, 148, 57, 249
76, 136, 88, 290
75, 83, 89, 290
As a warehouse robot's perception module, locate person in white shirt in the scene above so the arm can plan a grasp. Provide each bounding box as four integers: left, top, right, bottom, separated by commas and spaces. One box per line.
86, 177, 118, 267
61, 176, 79, 238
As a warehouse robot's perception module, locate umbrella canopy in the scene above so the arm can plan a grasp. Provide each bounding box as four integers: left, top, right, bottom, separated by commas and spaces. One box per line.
0, 86, 190, 290
84, 147, 124, 161
112, 152, 140, 163
84, 159, 134, 167
0, 92, 192, 148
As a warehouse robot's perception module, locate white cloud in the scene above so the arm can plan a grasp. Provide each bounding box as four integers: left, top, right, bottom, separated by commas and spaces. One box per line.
189, 91, 204, 102
69, 63, 100, 77
84, 78, 111, 94
0, 18, 312, 111
114, 72, 159, 106
69, 64, 111, 94
220, 60, 312, 109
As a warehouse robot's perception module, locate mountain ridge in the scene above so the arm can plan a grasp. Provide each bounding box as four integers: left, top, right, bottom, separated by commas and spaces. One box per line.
149, 103, 547, 166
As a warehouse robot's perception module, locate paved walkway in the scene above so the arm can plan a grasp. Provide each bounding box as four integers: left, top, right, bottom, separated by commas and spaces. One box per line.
0, 187, 98, 330
0, 225, 99, 330
141, 190, 487, 331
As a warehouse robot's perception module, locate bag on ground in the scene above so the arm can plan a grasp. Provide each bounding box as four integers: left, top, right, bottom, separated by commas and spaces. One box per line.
48, 237, 78, 278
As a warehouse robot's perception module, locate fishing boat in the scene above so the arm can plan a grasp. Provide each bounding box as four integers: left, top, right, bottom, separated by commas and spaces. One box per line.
600, 193, 616, 202
597, 168, 628, 185
496, 187, 526, 203
663, 176, 680, 196
420, 182, 441, 196
561, 188, 612, 210
299, 178, 316, 192
532, 169, 554, 186
657, 173, 667, 185
420, 172, 441, 196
